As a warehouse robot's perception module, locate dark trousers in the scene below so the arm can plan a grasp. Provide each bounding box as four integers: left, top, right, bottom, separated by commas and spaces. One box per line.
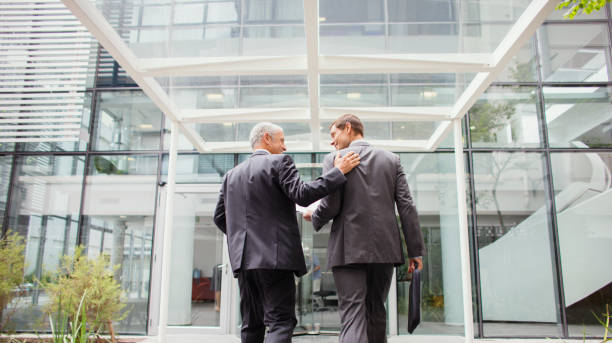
237, 269, 297, 343
332, 264, 394, 343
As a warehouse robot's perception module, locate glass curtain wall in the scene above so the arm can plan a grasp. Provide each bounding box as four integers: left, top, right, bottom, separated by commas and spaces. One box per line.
2, 3, 612, 341
465, 9, 612, 339
5, 155, 84, 331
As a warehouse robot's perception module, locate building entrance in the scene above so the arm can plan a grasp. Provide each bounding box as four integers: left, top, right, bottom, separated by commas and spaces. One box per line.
149, 184, 232, 335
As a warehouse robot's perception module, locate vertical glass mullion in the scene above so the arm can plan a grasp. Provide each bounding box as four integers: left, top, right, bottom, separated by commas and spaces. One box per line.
465, 112, 484, 338
535, 25, 569, 338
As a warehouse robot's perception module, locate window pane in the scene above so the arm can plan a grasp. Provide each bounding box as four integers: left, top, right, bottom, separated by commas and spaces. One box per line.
396, 153, 465, 335
496, 38, 537, 83
550, 152, 612, 338
544, 86, 612, 148
82, 154, 159, 334
320, 0, 383, 23
93, 91, 162, 151
14, 92, 92, 153
169, 26, 240, 58
161, 154, 235, 184
539, 23, 610, 82
473, 152, 561, 337
0, 156, 13, 232
244, 0, 303, 23
469, 86, 541, 148
243, 26, 306, 56
7, 155, 84, 331
320, 24, 385, 55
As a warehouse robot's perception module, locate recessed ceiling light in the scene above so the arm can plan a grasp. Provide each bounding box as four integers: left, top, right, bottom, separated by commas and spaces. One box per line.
422, 91, 437, 99
346, 92, 361, 99
206, 93, 224, 101
139, 124, 153, 129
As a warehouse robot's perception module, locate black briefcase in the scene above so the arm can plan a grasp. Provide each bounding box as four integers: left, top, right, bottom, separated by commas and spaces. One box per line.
407, 268, 421, 334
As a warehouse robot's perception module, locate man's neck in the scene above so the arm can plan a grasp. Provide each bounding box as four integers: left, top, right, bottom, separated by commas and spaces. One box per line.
349, 135, 364, 144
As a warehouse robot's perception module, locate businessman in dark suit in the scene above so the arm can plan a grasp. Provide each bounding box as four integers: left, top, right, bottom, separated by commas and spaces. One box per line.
304, 114, 426, 343
213, 122, 360, 343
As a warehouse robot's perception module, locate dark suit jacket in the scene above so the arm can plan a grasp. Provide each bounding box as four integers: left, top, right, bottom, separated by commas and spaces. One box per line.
312, 141, 425, 269
214, 150, 347, 277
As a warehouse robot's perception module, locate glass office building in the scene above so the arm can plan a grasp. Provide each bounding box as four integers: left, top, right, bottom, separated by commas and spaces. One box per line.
1, 0, 611, 341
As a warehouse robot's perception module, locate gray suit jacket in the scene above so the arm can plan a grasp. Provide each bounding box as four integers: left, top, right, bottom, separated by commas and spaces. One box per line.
214, 150, 347, 277
312, 141, 425, 268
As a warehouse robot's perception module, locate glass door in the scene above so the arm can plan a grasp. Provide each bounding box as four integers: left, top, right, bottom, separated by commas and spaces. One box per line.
149, 184, 232, 335
295, 214, 342, 336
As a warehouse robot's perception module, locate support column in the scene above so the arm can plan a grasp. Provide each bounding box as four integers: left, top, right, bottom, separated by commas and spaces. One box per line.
158, 121, 179, 343
453, 119, 474, 343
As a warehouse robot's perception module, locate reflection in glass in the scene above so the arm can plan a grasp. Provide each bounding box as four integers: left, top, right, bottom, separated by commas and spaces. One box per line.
496, 38, 537, 83
550, 153, 612, 338
473, 152, 560, 337
544, 87, 612, 148
82, 154, 158, 334
6, 155, 84, 331
469, 87, 541, 148
396, 153, 464, 336
93, 91, 162, 151
539, 24, 610, 82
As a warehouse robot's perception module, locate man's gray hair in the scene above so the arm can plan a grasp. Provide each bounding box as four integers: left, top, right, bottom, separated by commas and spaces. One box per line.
249, 122, 283, 148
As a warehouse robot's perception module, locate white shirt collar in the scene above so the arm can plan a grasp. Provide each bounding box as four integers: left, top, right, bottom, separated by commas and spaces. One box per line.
254, 149, 271, 154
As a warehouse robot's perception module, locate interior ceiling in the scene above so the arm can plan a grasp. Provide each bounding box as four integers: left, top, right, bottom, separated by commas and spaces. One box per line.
61, 0, 558, 152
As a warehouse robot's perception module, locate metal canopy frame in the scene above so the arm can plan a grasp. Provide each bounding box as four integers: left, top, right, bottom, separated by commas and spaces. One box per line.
62, 0, 557, 154
60, 0, 558, 342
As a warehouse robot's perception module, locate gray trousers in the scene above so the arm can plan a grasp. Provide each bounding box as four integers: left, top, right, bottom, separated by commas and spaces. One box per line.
237, 269, 297, 343
332, 264, 394, 343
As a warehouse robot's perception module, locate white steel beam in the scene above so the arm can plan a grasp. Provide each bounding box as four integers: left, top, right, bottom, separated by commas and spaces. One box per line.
317, 139, 431, 152
426, 121, 453, 150
321, 107, 452, 122
181, 108, 310, 123
139, 56, 308, 77
303, 0, 321, 151
453, 119, 474, 343
138, 53, 496, 77
203, 140, 314, 153
158, 121, 179, 343
61, 0, 208, 153
319, 54, 493, 74
181, 107, 453, 124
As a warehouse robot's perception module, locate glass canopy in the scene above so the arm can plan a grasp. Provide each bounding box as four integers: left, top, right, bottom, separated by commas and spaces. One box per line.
62, 0, 558, 152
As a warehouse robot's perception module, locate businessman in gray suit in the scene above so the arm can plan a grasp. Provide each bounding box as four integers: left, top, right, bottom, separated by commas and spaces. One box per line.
213, 122, 360, 343
305, 114, 426, 343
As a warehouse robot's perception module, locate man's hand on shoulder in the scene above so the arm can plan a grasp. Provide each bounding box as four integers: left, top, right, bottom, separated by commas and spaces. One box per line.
334, 151, 360, 174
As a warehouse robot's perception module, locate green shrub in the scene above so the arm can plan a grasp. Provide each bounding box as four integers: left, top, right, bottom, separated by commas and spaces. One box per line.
0, 232, 26, 332
43, 246, 127, 341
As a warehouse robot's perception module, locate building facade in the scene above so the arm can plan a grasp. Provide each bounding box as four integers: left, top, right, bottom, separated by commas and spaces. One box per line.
1, 0, 612, 341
